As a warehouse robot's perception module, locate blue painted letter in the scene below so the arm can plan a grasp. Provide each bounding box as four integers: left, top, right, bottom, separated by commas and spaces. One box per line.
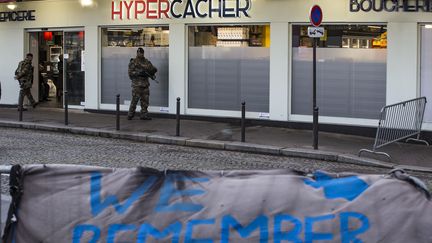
185, 219, 215, 243
340, 212, 369, 243
274, 214, 302, 243
155, 173, 209, 212
90, 172, 157, 216
107, 224, 136, 243
305, 214, 335, 243
221, 215, 268, 243
72, 224, 100, 243
137, 221, 182, 243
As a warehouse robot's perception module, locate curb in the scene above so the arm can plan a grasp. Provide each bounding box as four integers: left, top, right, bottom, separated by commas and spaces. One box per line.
225, 142, 282, 155
1, 120, 430, 173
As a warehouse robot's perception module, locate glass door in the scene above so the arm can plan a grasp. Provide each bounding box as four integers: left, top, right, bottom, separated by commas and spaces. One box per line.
28, 32, 40, 102
64, 31, 85, 106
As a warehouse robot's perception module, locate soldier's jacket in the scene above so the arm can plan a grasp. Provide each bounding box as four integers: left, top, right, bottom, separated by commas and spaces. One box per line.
15, 59, 33, 89
128, 57, 157, 88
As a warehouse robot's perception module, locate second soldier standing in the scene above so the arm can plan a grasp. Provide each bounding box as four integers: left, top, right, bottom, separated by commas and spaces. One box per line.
15, 53, 38, 110
127, 47, 157, 120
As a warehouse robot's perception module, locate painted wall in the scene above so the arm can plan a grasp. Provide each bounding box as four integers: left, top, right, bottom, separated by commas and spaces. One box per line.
0, 0, 431, 128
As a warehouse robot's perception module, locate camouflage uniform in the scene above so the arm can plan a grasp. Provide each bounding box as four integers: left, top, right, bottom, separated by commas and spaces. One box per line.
15, 59, 37, 108
127, 56, 157, 120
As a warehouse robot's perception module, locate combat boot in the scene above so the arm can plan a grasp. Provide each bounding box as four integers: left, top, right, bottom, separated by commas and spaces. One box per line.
127, 112, 135, 120
140, 114, 152, 120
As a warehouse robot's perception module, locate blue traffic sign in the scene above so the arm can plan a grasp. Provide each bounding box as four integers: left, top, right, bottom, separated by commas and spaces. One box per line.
310, 5, 323, 27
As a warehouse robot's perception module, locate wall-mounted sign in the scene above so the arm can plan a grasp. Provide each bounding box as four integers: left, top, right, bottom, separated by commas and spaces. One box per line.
350, 0, 432, 12
111, 0, 251, 20
0, 10, 36, 22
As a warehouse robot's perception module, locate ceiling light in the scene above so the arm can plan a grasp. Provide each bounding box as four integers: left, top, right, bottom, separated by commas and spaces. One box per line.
425, 25, 432, 29
80, 0, 93, 7
7, 2, 17, 10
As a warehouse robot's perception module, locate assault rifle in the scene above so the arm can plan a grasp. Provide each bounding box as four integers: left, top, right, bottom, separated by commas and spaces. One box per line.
140, 70, 159, 84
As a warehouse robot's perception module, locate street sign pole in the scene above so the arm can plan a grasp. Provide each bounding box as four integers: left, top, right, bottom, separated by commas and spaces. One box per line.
309, 5, 323, 150
312, 37, 319, 150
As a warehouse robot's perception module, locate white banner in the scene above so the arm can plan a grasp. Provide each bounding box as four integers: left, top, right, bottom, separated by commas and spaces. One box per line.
2, 165, 432, 242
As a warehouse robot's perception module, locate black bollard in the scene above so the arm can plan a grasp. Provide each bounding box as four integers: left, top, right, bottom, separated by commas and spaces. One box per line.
18, 92, 23, 122
241, 101, 246, 142
116, 94, 120, 131
64, 91, 68, 126
176, 97, 180, 136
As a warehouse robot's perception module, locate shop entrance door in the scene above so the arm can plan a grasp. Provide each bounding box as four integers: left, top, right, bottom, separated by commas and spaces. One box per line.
64, 30, 85, 106
28, 30, 64, 107
27, 28, 85, 108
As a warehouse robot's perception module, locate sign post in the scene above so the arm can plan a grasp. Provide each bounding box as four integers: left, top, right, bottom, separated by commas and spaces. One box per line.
308, 5, 323, 150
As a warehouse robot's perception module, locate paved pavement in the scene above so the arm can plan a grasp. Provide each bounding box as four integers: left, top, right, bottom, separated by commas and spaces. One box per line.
0, 107, 431, 172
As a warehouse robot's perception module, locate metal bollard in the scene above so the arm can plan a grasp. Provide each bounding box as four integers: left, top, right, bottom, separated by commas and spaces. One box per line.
18, 92, 23, 122
64, 91, 68, 126
176, 97, 180, 136
116, 94, 120, 131
241, 101, 246, 142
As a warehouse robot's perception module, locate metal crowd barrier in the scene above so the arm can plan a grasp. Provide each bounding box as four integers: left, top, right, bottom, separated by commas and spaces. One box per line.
359, 97, 429, 160
0, 165, 11, 198
0, 165, 11, 174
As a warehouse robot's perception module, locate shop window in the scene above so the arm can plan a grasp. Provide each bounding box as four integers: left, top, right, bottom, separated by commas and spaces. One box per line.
291, 24, 387, 119
188, 25, 270, 112
101, 26, 169, 107
420, 25, 432, 123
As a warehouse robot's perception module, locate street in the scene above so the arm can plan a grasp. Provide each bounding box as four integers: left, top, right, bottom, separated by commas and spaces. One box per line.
1, 127, 431, 183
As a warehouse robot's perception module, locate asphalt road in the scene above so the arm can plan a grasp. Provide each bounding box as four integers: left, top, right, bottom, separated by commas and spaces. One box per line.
1, 127, 431, 183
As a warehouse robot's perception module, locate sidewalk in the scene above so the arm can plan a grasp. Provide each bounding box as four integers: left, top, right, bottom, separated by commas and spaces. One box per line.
0, 107, 431, 172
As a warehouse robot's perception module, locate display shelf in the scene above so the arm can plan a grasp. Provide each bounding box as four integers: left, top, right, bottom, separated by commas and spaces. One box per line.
49, 46, 62, 73
50, 46, 62, 62
217, 27, 249, 40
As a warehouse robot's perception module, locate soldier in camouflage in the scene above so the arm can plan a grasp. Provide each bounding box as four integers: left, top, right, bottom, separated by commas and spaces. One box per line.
14, 53, 38, 110
127, 47, 157, 120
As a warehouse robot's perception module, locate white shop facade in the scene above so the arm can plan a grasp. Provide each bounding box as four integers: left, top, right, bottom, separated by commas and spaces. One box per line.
0, 0, 432, 131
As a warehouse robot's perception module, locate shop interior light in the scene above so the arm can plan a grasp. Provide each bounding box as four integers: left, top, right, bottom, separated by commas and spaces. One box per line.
425, 25, 432, 29
43, 32, 53, 41
367, 25, 382, 29
80, 0, 93, 7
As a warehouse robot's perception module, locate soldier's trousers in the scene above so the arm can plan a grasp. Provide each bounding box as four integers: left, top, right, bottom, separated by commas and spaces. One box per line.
128, 86, 149, 118
19, 88, 36, 107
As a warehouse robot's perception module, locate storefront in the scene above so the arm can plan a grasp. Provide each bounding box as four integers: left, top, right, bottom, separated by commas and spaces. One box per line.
0, 0, 431, 131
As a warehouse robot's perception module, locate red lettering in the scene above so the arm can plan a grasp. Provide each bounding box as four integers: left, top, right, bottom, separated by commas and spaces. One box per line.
146, 0, 158, 19
123, 0, 134, 19
158, 0, 170, 18
135, 0, 146, 19
112, 1, 123, 20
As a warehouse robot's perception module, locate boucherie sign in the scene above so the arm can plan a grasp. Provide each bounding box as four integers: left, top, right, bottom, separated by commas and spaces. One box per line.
351, 0, 432, 12
111, 0, 251, 19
